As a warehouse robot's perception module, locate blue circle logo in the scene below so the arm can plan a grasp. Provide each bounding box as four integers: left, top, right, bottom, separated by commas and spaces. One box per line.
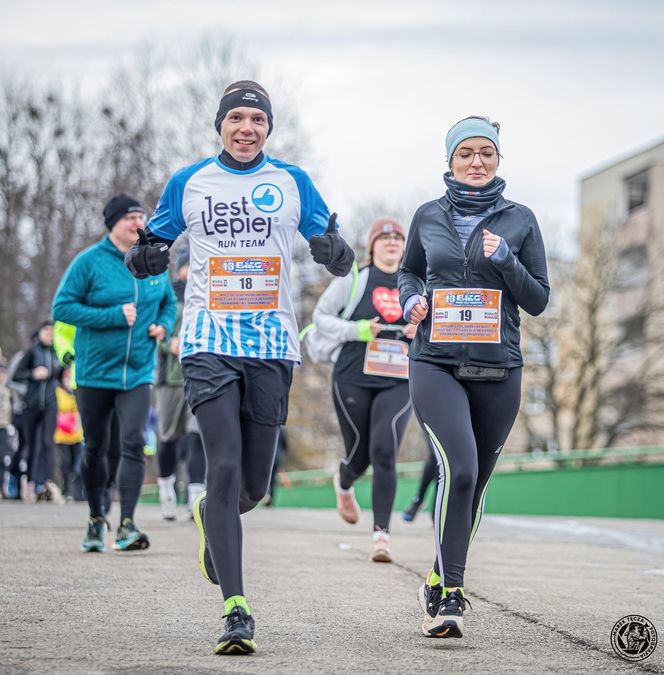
251, 183, 283, 213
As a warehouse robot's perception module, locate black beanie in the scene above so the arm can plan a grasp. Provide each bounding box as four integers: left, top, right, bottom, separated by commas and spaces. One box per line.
103, 194, 146, 231
214, 88, 273, 136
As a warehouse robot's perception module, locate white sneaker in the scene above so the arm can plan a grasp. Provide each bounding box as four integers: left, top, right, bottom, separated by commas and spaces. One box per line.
20, 476, 35, 504
333, 473, 360, 524
44, 480, 65, 505
157, 475, 177, 521
187, 482, 205, 519
419, 585, 467, 638
370, 531, 392, 563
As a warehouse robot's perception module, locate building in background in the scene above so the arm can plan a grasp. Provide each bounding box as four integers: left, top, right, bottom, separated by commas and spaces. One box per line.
572, 138, 664, 449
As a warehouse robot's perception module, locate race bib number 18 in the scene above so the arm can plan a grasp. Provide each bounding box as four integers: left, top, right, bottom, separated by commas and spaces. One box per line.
430, 288, 502, 343
208, 256, 281, 311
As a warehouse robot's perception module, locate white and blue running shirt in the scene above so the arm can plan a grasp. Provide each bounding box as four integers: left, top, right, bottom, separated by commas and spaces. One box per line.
148, 155, 331, 362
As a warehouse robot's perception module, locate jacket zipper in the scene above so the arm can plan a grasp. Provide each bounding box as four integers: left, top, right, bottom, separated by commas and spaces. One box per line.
440, 202, 512, 366
123, 279, 138, 391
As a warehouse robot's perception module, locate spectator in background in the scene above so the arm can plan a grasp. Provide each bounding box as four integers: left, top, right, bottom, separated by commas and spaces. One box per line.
54, 366, 84, 501
0, 357, 16, 498
4, 350, 28, 499
12, 321, 64, 504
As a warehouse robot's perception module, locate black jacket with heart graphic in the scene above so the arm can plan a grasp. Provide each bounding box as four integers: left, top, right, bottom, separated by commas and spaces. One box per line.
334, 264, 410, 388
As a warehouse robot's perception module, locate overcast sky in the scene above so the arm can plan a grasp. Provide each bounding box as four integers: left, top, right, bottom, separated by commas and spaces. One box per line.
2, 0, 664, 254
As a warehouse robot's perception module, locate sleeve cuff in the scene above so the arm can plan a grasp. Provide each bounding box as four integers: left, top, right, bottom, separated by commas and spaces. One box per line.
490, 238, 510, 264
403, 295, 420, 322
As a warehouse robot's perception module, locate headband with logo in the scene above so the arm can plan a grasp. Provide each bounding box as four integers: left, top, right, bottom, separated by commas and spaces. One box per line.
214, 89, 273, 136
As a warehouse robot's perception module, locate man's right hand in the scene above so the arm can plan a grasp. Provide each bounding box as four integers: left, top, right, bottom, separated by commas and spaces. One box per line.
125, 228, 170, 278
122, 303, 137, 326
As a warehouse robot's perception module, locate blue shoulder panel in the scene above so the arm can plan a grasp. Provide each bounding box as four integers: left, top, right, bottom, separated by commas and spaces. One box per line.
148, 157, 216, 240
267, 157, 333, 240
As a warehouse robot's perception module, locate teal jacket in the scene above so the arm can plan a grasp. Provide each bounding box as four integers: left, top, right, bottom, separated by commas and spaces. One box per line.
52, 236, 177, 390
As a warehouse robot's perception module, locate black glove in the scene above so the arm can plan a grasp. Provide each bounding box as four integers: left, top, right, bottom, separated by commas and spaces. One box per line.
309, 213, 341, 265
125, 228, 171, 279
308, 213, 355, 276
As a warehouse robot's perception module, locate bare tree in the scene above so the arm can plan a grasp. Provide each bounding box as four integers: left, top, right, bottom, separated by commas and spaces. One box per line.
519, 208, 664, 455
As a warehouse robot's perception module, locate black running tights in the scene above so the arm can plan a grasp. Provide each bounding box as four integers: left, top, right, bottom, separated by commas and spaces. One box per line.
76, 385, 151, 521
195, 383, 279, 600
333, 380, 412, 532
409, 360, 521, 588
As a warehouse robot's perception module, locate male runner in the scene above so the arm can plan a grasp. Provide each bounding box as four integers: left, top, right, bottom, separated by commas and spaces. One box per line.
125, 80, 353, 655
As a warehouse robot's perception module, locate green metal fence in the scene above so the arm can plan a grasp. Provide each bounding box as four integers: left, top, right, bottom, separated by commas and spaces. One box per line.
141, 446, 664, 519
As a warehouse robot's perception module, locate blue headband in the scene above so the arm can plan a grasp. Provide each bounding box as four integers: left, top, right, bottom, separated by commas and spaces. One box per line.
445, 117, 500, 164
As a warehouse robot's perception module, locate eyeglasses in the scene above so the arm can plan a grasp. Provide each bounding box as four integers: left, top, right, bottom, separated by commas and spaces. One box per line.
123, 213, 147, 223
453, 148, 499, 165
376, 233, 404, 243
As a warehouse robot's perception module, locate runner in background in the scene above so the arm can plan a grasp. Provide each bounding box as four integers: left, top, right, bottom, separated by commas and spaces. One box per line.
52, 194, 176, 553
125, 80, 354, 656
262, 425, 288, 507
53, 321, 121, 511
402, 447, 436, 522
313, 218, 415, 562
155, 246, 206, 519
399, 116, 549, 639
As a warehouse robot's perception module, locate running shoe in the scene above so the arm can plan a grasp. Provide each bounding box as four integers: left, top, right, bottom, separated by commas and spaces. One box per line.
158, 476, 177, 521
187, 482, 205, 519
21, 476, 35, 504
44, 480, 65, 505
419, 586, 469, 638
370, 531, 392, 563
112, 518, 150, 551
6, 474, 19, 499
214, 606, 256, 655
333, 473, 360, 524
82, 516, 108, 553
192, 491, 218, 585
402, 496, 423, 522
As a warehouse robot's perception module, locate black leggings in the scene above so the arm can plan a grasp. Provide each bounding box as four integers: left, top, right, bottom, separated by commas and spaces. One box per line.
333, 380, 412, 531
158, 432, 206, 484
23, 407, 57, 484
415, 445, 437, 503
409, 360, 521, 587
76, 385, 151, 521
107, 411, 121, 491
196, 384, 279, 600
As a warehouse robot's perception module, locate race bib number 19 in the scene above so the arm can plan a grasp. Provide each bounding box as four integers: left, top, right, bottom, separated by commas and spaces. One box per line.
430, 288, 502, 343
208, 256, 281, 311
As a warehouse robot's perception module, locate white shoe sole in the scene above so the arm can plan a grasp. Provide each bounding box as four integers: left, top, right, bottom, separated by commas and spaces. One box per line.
418, 584, 464, 638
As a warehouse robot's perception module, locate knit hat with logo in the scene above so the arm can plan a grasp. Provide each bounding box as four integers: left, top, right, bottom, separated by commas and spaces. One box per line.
103, 194, 146, 231
367, 218, 406, 254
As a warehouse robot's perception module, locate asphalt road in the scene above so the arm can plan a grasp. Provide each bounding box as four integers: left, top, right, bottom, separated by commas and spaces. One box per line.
1, 502, 663, 674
